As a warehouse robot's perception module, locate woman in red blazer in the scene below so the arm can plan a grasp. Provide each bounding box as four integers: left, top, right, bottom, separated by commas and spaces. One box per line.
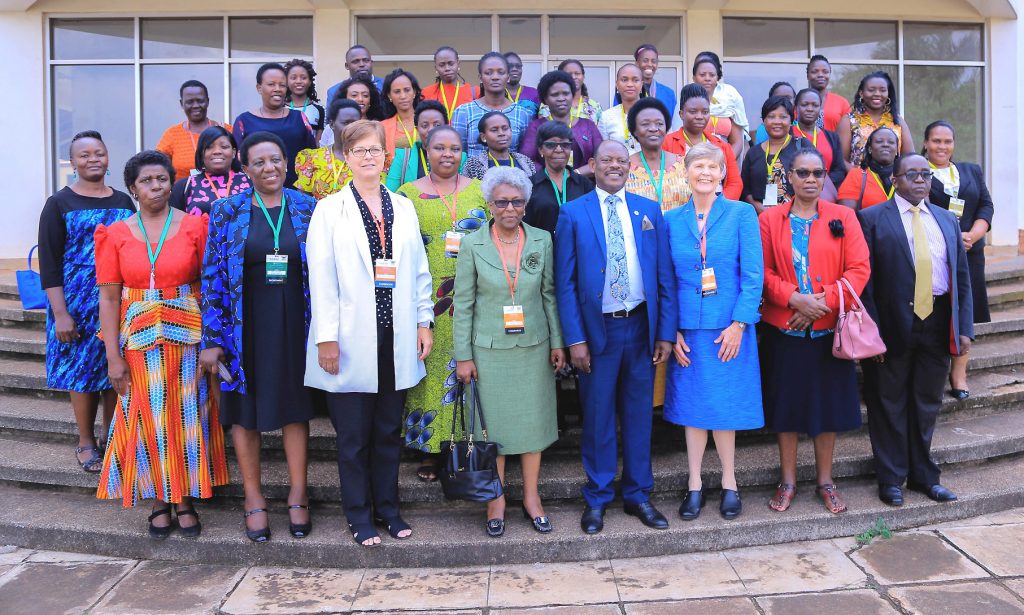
759, 148, 871, 515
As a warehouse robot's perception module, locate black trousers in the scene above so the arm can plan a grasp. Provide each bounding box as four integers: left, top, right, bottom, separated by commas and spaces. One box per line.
862, 295, 952, 486
326, 326, 407, 528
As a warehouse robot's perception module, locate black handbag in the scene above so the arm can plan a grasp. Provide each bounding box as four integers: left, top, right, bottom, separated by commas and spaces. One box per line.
439, 380, 503, 502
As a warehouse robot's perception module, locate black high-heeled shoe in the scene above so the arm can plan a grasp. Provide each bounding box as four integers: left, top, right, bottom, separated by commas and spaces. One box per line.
288, 504, 312, 538
521, 505, 552, 533
148, 507, 174, 540
243, 508, 271, 543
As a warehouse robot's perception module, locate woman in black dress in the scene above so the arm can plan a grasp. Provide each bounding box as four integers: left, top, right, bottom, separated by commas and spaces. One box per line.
200, 131, 316, 542
524, 121, 594, 234
923, 120, 994, 399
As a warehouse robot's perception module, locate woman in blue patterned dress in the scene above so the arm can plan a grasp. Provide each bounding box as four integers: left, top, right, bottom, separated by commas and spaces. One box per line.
38, 130, 135, 472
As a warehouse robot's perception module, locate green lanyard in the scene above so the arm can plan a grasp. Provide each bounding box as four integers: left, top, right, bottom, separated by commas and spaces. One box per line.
546, 168, 568, 207
254, 192, 287, 254
137, 209, 173, 289
639, 150, 666, 205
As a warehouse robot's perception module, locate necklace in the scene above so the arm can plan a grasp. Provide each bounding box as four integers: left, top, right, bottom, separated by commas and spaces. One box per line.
258, 105, 288, 119
496, 229, 521, 245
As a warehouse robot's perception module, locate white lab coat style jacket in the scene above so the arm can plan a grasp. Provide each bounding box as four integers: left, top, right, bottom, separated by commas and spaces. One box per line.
304, 183, 434, 393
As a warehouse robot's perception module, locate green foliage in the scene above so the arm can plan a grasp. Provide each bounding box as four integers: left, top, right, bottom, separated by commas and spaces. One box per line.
855, 516, 893, 546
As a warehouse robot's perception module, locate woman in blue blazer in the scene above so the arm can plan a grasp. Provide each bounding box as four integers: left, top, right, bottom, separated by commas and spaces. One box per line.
199, 131, 316, 543
664, 142, 765, 522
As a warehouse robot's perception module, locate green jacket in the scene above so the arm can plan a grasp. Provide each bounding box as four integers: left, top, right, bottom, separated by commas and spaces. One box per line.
453, 222, 564, 361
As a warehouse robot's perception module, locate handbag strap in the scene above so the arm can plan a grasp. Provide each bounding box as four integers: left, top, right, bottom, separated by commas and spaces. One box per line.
838, 277, 866, 312
448, 381, 468, 448
469, 379, 489, 440
27, 245, 38, 272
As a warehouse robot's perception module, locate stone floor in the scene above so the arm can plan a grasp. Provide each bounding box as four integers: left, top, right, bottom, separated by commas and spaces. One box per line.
2, 508, 1024, 615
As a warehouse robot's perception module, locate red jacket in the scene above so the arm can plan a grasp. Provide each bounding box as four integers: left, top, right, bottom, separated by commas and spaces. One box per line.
663, 129, 743, 200
760, 200, 871, 331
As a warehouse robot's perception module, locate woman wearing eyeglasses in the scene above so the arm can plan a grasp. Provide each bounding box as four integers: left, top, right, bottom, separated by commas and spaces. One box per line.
759, 147, 870, 515
397, 125, 487, 483
524, 121, 594, 235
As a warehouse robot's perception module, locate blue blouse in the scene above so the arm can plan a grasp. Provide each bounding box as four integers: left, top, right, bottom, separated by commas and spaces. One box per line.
783, 213, 830, 338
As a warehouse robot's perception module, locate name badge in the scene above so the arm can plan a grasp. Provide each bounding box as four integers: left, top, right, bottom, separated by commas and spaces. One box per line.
503, 305, 525, 335
374, 258, 397, 288
764, 184, 779, 207
945, 184, 960, 198
444, 231, 464, 258
948, 197, 966, 218
701, 267, 718, 297
266, 254, 288, 285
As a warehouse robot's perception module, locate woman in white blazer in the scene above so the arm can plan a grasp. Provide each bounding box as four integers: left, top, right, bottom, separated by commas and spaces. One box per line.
304, 120, 434, 547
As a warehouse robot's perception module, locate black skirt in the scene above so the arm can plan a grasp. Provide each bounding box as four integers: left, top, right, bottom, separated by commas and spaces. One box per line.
760, 327, 861, 437
968, 250, 991, 324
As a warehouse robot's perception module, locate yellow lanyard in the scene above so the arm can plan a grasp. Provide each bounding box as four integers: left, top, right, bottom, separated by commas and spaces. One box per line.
683, 131, 707, 146
710, 116, 720, 132
620, 105, 630, 142
795, 126, 818, 147
569, 98, 586, 127
440, 82, 462, 119
928, 160, 958, 187
870, 170, 896, 199
506, 85, 523, 104
396, 115, 417, 148
328, 148, 348, 187
418, 145, 429, 175
764, 136, 791, 176
488, 152, 515, 168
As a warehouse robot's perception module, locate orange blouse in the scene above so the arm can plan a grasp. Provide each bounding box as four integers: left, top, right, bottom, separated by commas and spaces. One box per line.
155, 121, 232, 181
421, 82, 478, 120
95, 214, 208, 289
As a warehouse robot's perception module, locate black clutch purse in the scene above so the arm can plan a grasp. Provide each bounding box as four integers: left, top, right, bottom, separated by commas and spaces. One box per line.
439, 379, 503, 502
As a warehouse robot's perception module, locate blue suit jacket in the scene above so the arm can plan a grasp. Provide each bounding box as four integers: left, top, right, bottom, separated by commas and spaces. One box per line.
857, 198, 974, 357
554, 190, 676, 354
666, 196, 763, 330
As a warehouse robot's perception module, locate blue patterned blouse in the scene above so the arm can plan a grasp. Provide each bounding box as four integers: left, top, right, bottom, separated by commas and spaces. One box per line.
783, 213, 831, 338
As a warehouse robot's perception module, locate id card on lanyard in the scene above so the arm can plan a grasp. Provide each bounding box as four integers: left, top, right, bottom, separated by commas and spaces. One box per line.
369, 202, 395, 288
493, 224, 525, 334
254, 193, 289, 285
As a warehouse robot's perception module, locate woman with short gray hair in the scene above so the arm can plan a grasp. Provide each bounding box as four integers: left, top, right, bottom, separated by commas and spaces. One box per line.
453, 165, 565, 538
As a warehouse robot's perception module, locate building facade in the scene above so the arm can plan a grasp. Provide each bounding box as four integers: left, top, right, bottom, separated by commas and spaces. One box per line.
0, 0, 1020, 258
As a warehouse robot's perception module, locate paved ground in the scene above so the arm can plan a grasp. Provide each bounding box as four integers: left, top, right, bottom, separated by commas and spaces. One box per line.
1, 508, 1024, 614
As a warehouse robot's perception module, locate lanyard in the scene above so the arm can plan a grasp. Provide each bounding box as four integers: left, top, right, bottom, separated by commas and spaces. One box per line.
183, 119, 213, 152
696, 208, 710, 267
491, 224, 524, 304
366, 194, 388, 257
765, 136, 791, 176
546, 168, 568, 207
928, 160, 959, 188
869, 170, 896, 199
440, 82, 462, 119
794, 126, 818, 147
328, 149, 348, 187
488, 152, 515, 168
506, 85, 523, 104
620, 105, 630, 142
639, 151, 666, 205
683, 131, 707, 147
569, 98, 586, 127
417, 144, 430, 175
137, 209, 173, 289
397, 115, 417, 148
254, 192, 287, 253
205, 171, 234, 200
710, 116, 720, 133
429, 175, 460, 228
289, 98, 309, 113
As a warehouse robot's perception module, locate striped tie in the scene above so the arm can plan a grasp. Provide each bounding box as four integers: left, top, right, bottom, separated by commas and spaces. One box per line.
910, 205, 933, 320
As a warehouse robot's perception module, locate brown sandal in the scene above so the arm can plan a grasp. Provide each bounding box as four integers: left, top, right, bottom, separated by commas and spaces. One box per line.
769, 483, 796, 512
817, 484, 847, 514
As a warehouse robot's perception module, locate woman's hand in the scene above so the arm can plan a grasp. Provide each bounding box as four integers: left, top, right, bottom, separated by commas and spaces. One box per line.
456, 360, 478, 384
417, 326, 433, 360
550, 348, 566, 373
673, 331, 691, 367
714, 322, 745, 362
107, 355, 130, 396
788, 291, 830, 325
198, 346, 225, 375
53, 312, 79, 343
317, 341, 340, 375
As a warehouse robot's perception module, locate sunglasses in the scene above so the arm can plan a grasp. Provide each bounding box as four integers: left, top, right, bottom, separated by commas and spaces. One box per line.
492, 199, 527, 209
895, 170, 934, 182
541, 141, 573, 151
792, 168, 826, 179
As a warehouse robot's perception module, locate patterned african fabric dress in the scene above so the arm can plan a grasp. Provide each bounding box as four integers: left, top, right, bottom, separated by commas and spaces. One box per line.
38, 187, 135, 392
169, 171, 251, 215
293, 146, 352, 200
847, 110, 902, 168
94, 214, 228, 507
397, 178, 487, 453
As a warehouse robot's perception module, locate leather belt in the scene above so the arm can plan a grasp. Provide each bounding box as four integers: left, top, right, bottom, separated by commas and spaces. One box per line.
604, 303, 646, 319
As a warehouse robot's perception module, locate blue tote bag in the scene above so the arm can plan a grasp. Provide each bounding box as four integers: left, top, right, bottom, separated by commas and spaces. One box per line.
16, 245, 48, 310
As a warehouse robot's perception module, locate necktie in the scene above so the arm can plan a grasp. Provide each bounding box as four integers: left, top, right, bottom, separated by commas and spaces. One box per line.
605, 194, 630, 302
910, 205, 933, 320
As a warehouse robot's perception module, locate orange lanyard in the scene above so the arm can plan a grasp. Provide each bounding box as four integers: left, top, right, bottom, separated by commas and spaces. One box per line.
440, 82, 462, 119
372, 213, 387, 255
429, 175, 460, 228
491, 224, 524, 303
870, 170, 895, 199
183, 119, 213, 152
205, 171, 234, 199
794, 126, 818, 147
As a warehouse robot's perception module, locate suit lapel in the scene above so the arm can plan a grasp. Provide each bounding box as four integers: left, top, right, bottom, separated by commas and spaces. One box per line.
679, 201, 700, 241
473, 224, 505, 271
584, 192, 608, 257
881, 200, 915, 268
626, 194, 643, 253
703, 194, 728, 235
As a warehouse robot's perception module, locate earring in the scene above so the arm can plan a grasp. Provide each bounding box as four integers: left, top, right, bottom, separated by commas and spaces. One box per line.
883, 97, 892, 113
105, 169, 111, 176
70, 170, 77, 180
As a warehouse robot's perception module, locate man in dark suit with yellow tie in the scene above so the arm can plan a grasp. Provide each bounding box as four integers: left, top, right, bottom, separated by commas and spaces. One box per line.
858, 153, 974, 506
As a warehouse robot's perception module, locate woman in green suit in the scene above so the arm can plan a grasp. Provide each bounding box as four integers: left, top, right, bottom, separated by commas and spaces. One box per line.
453, 166, 566, 538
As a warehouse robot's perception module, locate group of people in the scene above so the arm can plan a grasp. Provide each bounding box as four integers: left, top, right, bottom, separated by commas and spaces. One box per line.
38, 40, 992, 547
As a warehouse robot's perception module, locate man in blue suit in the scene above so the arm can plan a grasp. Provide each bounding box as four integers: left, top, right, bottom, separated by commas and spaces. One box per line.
554, 140, 676, 534
858, 153, 974, 507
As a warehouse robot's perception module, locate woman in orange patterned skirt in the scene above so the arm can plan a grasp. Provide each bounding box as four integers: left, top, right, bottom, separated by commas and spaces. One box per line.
95, 150, 228, 540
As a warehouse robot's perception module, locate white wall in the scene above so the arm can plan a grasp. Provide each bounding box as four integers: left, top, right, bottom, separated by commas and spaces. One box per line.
989, 9, 1022, 247
0, 10, 45, 260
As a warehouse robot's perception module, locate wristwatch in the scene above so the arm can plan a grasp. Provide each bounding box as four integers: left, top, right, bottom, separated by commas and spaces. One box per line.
735, 322, 747, 330
418, 321, 434, 329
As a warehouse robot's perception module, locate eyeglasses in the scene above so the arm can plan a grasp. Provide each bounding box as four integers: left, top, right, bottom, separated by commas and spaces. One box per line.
895, 170, 934, 182
248, 156, 283, 170
541, 141, 573, 151
349, 146, 385, 158
491, 199, 527, 209
793, 168, 826, 179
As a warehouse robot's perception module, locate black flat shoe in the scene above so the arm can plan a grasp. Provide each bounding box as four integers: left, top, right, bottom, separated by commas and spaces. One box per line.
148, 507, 173, 540
350, 523, 381, 547
521, 505, 552, 533
243, 508, 271, 543
580, 506, 605, 535
624, 501, 669, 529
720, 489, 742, 520
907, 482, 958, 502
288, 504, 312, 538
949, 388, 970, 400
486, 518, 505, 538
679, 490, 705, 521
374, 515, 413, 539
175, 505, 201, 539
878, 484, 904, 507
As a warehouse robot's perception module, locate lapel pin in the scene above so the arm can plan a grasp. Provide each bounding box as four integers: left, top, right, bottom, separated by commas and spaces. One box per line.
633, 210, 639, 215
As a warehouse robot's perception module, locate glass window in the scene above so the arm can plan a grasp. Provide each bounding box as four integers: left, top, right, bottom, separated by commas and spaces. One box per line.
52, 65, 135, 188
142, 64, 226, 150
814, 20, 897, 61
372, 61, 444, 95
722, 62, 809, 131
51, 19, 133, 61
904, 65, 983, 164
549, 16, 680, 56
500, 16, 541, 55
829, 64, 899, 110
229, 63, 262, 121
572, 63, 612, 111
142, 18, 223, 59
904, 22, 983, 62
357, 16, 491, 56
229, 17, 313, 59
723, 18, 808, 61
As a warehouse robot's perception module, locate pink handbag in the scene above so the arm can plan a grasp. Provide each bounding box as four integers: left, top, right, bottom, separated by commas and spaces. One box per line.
832, 277, 887, 360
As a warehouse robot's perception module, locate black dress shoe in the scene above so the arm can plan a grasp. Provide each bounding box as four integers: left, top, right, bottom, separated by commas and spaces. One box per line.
907, 482, 958, 502
878, 484, 904, 506
624, 501, 669, 529
522, 505, 552, 533
580, 506, 605, 534
486, 518, 505, 538
949, 388, 970, 400
720, 489, 742, 520
679, 490, 705, 521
